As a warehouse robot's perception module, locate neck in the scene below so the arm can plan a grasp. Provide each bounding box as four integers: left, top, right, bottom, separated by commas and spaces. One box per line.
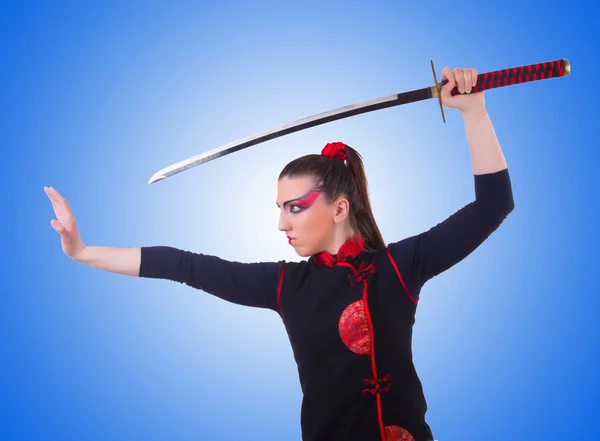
325, 226, 358, 255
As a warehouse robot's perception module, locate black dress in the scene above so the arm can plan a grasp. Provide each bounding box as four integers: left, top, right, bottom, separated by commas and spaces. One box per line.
139, 168, 515, 441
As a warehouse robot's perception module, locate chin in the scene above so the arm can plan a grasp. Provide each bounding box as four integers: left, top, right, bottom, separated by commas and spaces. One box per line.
295, 247, 311, 258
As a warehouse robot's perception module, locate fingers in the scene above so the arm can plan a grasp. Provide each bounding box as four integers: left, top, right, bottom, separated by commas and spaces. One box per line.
45, 187, 77, 247
44, 186, 59, 209
441, 66, 455, 88
44, 186, 74, 218
464, 69, 472, 93
44, 186, 67, 205
50, 219, 68, 243
50, 219, 64, 234
453, 67, 465, 94
442, 67, 479, 94
45, 188, 59, 212
471, 68, 478, 87
45, 187, 63, 220
464, 68, 478, 91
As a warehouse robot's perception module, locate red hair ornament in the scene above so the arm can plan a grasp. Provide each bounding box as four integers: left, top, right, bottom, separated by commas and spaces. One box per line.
321, 142, 347, 162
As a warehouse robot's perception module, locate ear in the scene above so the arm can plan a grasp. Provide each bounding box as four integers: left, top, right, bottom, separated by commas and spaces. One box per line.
333, 198, 350, 223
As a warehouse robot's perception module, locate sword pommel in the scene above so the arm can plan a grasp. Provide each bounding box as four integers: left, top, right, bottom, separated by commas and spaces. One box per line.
563, 58, 571, 75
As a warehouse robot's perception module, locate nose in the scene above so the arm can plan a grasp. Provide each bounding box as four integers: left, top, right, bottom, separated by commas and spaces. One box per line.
278, 211, 291, 232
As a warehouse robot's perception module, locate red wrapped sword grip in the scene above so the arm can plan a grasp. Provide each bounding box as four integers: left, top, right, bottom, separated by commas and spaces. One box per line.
441, 58, 570, 96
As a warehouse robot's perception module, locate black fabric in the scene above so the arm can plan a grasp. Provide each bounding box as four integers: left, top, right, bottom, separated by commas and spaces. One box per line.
139, 246, 284, 311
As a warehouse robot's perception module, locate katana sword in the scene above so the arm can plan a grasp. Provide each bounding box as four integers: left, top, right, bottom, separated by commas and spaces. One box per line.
148, 58, 570, 185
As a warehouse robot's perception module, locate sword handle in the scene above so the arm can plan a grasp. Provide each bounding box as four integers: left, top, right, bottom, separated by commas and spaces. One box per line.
441, 58, 570, 96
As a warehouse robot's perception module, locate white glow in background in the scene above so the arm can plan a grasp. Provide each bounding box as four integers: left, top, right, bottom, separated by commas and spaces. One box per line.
3, 2, 598, 440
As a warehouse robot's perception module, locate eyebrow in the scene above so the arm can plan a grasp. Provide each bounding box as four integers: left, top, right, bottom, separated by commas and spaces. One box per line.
276, 190, 313, 208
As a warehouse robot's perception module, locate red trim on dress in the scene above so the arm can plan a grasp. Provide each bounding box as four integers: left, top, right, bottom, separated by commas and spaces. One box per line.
339, 261, 387, 440
385, 249, 418, 305
361, 281, 386, 441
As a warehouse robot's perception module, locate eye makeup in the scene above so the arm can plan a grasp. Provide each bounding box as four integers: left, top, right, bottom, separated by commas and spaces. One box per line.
277, 190, 320, 212
292, 191, 320, 209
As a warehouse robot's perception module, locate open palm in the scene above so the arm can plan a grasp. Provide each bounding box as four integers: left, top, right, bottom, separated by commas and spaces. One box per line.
44, 186, 86, 258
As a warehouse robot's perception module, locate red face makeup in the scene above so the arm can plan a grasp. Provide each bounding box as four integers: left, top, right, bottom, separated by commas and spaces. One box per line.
277, 190, 320, 211
292, 191, 320, 210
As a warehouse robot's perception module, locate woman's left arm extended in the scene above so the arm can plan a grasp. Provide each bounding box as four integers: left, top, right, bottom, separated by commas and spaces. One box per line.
388, 66, 515, 292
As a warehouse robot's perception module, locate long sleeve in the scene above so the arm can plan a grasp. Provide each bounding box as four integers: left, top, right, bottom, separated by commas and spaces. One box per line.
139, 246, 285, 312
387, 167, 514, 297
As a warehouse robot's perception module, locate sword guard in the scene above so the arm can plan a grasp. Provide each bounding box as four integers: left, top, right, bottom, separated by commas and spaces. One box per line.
430, 59, 446, 123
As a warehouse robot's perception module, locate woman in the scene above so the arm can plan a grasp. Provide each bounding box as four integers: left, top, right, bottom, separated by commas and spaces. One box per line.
45, 66, 514, 441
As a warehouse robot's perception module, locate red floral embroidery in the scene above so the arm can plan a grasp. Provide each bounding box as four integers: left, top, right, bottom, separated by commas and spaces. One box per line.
384, 425, 415, 441
338, 299, 370, 355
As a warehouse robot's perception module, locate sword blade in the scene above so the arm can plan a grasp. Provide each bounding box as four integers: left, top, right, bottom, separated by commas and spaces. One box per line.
148, 86, 434, 184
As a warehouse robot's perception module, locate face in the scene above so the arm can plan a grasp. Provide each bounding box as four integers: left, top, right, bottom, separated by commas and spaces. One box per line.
276, 176, 348, 257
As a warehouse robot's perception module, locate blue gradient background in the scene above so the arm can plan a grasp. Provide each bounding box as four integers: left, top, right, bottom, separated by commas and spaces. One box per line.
3, 1, 598, 440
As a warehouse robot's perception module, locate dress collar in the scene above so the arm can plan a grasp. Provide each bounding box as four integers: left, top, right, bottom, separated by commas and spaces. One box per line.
312, 235, 366, 267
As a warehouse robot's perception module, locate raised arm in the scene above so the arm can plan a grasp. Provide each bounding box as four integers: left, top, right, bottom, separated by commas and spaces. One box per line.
388, 66, 515, 294
388, 168, 514, 292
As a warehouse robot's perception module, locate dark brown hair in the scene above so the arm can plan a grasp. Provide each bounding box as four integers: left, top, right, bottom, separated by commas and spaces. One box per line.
278, 144, 385, 253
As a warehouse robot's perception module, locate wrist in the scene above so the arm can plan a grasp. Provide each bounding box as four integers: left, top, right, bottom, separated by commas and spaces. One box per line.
460, 105, 488, 119
71, 243, 88, 262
